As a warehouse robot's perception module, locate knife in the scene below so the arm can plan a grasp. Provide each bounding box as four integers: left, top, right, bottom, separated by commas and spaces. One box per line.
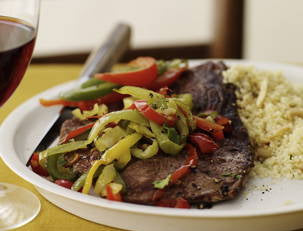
26, 23, 131, 165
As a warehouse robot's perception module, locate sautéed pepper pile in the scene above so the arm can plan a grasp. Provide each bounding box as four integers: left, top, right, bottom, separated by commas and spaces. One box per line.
32, 57, 232, 208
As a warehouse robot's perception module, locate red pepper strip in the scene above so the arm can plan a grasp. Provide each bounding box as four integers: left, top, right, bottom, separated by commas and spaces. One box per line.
152, 189, 165, 201
195, 116, 224, 132
195, 116, 225, 141
190, 133, 219, 154
156, 197, 190, 209
30, 152, 49, 176
127, 103, 136, 110
186, 143, 199, 166
215, 115, 232, 133
40, 98, 79, 108
151, 67, 187, 90
40, 92, 125, 111
212, 129, 224, 141
175, 197, 190, 208
170, 145, 198, 184
63, 123, 95, 143
55, 179, 73, 189
170, 165, 190, 184
157, 87, 172, 97
95, 57, 157, 87
134, 100, 176, 126
105, 184, 122, 202
153, 145, 199, 202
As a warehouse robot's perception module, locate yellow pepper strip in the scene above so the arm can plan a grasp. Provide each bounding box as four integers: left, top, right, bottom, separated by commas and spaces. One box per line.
82, 133, 142, 194
115, 149, 131, 169
115, 86, 163, 104
128, 122, 155, 138
88, 110, 148, 142
94, 164, 116, 195
131, 139, 159, 159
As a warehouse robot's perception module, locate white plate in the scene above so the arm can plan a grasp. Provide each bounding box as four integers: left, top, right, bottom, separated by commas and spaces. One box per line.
1, 60, 303, 231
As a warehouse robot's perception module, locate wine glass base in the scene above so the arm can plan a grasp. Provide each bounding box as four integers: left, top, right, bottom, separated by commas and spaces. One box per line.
0, 183, 40, 231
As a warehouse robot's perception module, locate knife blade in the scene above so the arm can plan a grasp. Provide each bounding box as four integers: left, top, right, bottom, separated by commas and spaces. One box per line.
26, 23, 131, 165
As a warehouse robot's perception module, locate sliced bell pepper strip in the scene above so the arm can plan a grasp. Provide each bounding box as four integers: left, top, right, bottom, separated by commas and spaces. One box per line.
195, 116, 225, 141
55, 179, 74, 189
134, 100, 176, 126
190, 133, 219, 154
95, 57, 157, 87
151, 67, 187, 90
115, 149, 132, 169
157, 87, 171, 96
174, 197, 190, 208
174, 101, 196, 130
215, 115, 232, 133
149, 121, 184, 155
153, 144, 198, 201
47, 154, 77, 181
176, 94, 193, 110
72, 104, 108, 121
80, 78, 105, 89
115, 86, 164, 104
88, 110, 148, 142
128, 122, 155, 138
40, 92, 125, 111
155, 197, 190, 208
71, 173, 87, 191
94, 164, 117, 195
105, 184, 122, 201
60, 82, 118, 101
63, 122, 95, 143
170, 165, 190, 184
195, 116, 224, 132
131, 139, 159, 159
175, 110, 189, 139
82, 133, 142, 194
39, 140, 90, 167
94, 126, 127, 152
30, 152, 49, 176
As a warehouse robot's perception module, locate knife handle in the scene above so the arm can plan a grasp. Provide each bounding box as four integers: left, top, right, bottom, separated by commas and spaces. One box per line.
78, 23, 131, 82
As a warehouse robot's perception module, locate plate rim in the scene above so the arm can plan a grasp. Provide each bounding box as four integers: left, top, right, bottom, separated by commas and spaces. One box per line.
1, 59, 303, 218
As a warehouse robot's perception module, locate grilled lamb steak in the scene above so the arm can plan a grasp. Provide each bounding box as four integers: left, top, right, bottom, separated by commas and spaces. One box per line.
121, 61, 254, 205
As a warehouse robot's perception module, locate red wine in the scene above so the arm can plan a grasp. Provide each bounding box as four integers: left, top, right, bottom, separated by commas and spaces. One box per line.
0, 16, 36, 106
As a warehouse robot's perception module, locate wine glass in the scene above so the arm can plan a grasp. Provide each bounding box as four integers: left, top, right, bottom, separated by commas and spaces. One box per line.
0, 0, 41, 230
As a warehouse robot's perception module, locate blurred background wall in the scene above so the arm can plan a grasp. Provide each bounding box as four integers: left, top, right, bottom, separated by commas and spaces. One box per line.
34, 0, 214, 57
33, 0, 303, 63
245, 0, 303, 63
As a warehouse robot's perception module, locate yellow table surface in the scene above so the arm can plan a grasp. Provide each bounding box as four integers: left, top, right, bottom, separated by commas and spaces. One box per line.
0, 64, 123, 231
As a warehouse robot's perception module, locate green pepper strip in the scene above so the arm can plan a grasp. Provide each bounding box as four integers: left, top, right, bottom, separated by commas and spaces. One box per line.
47, 154, 77, 181
115, 86, 163, 104
61, 82, 118, 101
94, 164, 117, 195
131, 139, 159, 159
39, 140, 90, 168
88, 110, 148, 142
149, 121, 184, 155
80, 78, 105, 88
82, 133, 142, 194
94, 126, 127, 152
71, 173, 87, 191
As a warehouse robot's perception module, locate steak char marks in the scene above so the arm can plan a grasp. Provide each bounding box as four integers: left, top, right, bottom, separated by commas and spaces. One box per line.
121, 62, 254, 205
